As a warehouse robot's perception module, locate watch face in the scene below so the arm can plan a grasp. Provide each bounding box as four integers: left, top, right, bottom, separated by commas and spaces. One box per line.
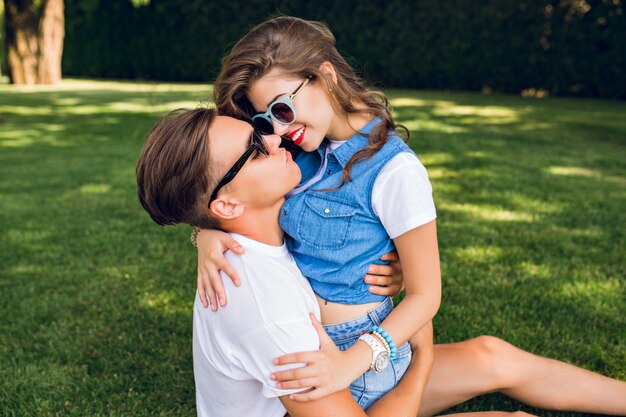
374, 352, 390, 372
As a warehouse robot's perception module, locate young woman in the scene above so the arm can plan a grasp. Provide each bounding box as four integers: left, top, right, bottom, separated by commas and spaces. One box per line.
195, 16, 626, 416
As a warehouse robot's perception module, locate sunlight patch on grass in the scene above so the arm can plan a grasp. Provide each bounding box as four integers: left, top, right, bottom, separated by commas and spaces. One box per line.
426, 167, 457, 180
452, 246, 503, 263
420, 152, 457, 165
40, 124, 65, 132
54, 97, 83, 106
465, 151, 491, 158
439, 201, 536, 222
515, 121, 555, 131
0, 135, 70, 148
6, 263, 45, 275
505, 193, 563, 215
402, 118, 467, 133
6, 229, 52, 243
139, 290, 189, 316
558, 278, 624, 308
0, 78, 212, 94
390, 97, 457, 108
518, 261, 553, 280
567, 227, 605, 239
547, 166, 601, 178
59, 100, 205, 115
547, 166, 626, 185
80, 184, 112, 195
0, 105, 54, 115
0, 129, 43, 139
436, 105, 518, 118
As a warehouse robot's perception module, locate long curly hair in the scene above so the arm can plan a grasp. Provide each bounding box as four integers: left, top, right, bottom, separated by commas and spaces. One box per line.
213, 16, 408, 188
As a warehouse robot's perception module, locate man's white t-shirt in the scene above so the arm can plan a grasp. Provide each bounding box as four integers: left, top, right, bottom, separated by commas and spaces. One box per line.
193, 233, 321, 417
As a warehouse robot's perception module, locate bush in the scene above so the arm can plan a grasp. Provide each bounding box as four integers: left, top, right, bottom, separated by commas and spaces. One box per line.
62, 0, 626, 99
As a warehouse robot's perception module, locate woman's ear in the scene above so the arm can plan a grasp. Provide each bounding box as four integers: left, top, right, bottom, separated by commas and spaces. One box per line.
318, 61, 338, 84
209, 197, 245, 221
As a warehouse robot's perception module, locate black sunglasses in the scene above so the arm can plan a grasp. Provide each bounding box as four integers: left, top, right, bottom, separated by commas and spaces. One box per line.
208, 130, 269, 206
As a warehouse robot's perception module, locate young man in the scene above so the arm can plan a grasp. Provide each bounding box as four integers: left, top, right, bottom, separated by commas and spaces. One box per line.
135, 108, 428, 417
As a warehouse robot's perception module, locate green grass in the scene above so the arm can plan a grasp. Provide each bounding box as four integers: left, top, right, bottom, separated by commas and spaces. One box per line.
1, 79, 625, 416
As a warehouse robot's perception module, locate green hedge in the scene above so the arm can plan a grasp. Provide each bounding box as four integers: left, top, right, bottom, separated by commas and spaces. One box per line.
61, 0, 626, 98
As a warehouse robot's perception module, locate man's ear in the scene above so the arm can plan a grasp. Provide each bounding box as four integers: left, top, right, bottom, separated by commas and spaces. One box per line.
318, 61, 338, 84
209, 196, 245, 221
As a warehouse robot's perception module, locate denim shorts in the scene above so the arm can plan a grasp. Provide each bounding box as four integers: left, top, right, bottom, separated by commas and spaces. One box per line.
322, 297, 412, 409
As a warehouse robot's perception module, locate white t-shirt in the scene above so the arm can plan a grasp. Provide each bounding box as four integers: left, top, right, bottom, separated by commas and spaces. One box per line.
193, 233, 321, 417
289, 139, 436, 238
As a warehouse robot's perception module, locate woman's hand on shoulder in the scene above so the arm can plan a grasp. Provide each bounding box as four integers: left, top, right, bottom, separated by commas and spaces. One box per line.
196, 229, 245, 311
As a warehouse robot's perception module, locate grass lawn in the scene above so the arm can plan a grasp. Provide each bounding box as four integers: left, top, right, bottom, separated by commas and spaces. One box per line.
0, 79, 624, 416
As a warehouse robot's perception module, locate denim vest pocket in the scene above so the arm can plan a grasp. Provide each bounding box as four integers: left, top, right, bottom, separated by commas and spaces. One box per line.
297, 194, 357, 250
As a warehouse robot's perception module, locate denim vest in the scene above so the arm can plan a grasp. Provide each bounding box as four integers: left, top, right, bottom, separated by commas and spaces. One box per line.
280, 118, 415, 304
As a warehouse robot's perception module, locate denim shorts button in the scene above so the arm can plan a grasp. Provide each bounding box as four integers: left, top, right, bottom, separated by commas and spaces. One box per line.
324, 208, 330, 214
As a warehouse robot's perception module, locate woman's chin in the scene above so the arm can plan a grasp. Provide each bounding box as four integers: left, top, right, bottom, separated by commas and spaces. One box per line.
299, 138, 322, 153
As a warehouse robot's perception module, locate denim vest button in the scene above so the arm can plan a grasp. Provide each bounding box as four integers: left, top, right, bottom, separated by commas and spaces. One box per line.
283, 210, 287, 216
327, 169, 332, 175
324, 208, 330, 214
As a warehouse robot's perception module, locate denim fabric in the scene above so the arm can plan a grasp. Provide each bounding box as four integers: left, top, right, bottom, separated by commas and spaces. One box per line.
323, 297, 412, 408
282, 117, 416, 304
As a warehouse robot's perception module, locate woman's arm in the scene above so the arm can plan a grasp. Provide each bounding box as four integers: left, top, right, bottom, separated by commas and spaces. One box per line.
379, 219, 441, 350
279, 318, 432, 417
274, 320, 435, 402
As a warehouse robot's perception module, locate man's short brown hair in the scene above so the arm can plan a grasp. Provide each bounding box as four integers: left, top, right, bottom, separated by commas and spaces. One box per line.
136, 107, 220, 229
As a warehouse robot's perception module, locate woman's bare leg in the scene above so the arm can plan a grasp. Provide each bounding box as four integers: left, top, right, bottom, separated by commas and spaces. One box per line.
443, 413, 536, 417
418, 336, 626, 417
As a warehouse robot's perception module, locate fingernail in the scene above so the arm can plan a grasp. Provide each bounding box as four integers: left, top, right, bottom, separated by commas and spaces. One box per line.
270, 374, 276, 380
273, 359, 279, 365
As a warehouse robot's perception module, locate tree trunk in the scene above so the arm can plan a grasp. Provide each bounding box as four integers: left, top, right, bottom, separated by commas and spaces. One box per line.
37, 0, 63, 84
4, 0, 64, 85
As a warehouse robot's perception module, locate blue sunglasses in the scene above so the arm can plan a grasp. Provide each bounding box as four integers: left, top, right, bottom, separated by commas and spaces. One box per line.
252, 76, 312, 135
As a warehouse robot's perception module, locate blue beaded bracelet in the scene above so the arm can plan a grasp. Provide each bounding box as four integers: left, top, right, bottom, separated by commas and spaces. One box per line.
370, 325, 397, 359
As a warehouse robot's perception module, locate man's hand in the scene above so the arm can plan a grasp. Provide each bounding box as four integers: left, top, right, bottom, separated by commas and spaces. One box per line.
366, 250, 405, 297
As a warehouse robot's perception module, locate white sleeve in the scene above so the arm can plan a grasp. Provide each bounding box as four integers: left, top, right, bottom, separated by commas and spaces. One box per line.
232, 319, 320, 398
372, 152, 437, 239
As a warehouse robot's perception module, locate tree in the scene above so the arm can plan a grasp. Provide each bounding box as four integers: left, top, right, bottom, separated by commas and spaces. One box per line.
4, 0, 64, 84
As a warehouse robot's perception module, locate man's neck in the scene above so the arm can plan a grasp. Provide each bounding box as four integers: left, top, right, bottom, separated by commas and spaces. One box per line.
225, 200, 285, 247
